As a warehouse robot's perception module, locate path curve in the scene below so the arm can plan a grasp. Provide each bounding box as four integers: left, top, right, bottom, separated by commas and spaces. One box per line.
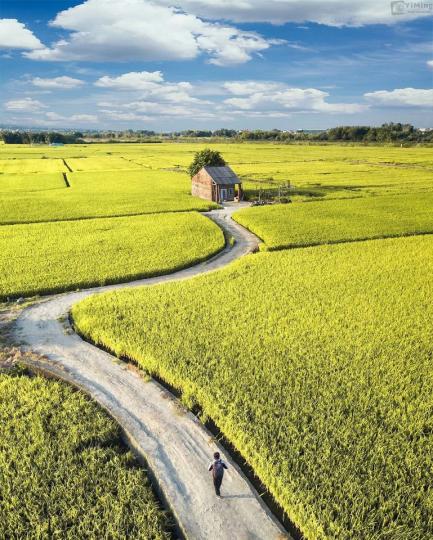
13, 206, 289, 540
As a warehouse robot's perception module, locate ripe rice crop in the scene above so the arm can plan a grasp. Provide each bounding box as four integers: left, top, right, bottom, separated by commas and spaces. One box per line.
233, 191, 433, 250
0, 172, 66, 192
66, 156, 143, 171
0, 158, 67, 174
0, 369, 168, 539
0, 212, 224, 299
73, 235, 433, 540
0, 169, 217, 225
1, 144, 432, 223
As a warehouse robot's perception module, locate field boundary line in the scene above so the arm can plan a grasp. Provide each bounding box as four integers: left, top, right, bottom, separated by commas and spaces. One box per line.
62, 158, 73, 173
62, 172, 70, 188
259, 230, 433, 252
0, 207, 217, 227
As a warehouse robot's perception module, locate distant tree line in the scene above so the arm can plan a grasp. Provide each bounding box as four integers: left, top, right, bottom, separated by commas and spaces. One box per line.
2, 123, 432, 144
166, 124, 432, 143
1, 131, 84, 144
321, 123, 432, 143
228, 124, 432, 143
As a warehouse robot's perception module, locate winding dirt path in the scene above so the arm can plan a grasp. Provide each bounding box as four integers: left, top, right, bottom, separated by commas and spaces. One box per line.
13, 206, 290, 540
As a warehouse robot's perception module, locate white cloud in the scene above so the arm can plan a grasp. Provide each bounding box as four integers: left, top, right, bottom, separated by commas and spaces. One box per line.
46, 112, 65, 121
4, 98, 46, 112
70, 114, 98, 122
195, 25, 276, 66
32, 76, 85, 89
155, 0, 433, 26
427, 60, 433, 69
95, 71, 207, 105
224, 81, 285, 95
95, 71, 164, 90
93, 69, 215, 120
364, 88, 433, 107
45, 111, 98, 123
0, 19, 43, 49
24, 0, 275, 65
224, 85, 366, 113
98, 75, 365, 121
100, 109, 151, 121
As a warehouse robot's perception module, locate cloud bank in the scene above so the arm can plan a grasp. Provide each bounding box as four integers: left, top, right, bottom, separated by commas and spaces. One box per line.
4, 98, 47, 112
155, 0, 431, 26
365, 88, 433, 107
24, 0, 277, 66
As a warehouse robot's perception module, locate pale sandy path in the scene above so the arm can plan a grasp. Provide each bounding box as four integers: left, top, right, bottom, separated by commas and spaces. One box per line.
14, 206, 290, 540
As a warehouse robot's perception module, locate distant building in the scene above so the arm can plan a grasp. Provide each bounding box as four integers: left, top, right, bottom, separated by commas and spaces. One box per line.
191, 166, 243, 203
49, 142, 64, 146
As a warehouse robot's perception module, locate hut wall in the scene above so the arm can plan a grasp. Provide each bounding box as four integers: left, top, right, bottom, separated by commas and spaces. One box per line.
191, 169, 214, 201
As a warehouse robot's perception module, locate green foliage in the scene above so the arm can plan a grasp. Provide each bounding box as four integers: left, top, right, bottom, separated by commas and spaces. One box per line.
233, 191, 433, 250
1, 131, 83, 144
73, 235, 433, 540
187, 148, 226, 178
0, 371, 168, 539
0, 212, 224, 299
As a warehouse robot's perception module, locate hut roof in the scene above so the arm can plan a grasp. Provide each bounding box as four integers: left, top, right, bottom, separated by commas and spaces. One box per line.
203, 165, 240, 185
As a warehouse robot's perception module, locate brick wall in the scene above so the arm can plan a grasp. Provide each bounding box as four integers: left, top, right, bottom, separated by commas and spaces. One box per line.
191, 169, 214, 201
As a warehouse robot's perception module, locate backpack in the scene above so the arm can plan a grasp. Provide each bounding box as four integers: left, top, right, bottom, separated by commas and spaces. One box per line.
213, 459, 224, 479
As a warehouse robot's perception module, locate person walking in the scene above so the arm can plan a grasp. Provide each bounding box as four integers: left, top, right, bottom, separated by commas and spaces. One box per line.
208, 451, 228, 498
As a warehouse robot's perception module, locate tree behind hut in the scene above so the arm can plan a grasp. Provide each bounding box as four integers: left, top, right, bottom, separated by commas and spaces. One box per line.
188, 148, 226, 178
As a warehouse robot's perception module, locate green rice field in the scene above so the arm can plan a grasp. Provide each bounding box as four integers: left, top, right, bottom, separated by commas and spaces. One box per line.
73, 235, 433, 540
0, 143, 227, 298
233, 191, 433, 250
2, 141, 433, 539
0, 212, 224, 299
0, 368, 168, 539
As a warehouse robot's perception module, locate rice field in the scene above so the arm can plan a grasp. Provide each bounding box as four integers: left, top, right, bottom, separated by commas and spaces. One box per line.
1, 143, 432, 207
2, 141, 433, 538
0, 168, 216, 225
0, 144, 225, 298
233, 191, 433, 250
0, 172, 65, 193
0, 368, 168, 539
0, 212, 224, 299
72, 235, 433, 540
0, 157, 67, 174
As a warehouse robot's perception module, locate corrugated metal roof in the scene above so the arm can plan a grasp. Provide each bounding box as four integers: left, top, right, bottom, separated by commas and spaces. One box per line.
203, 165, 240, 185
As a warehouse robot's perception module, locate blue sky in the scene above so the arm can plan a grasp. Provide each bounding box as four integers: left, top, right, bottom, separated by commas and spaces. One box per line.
1, 0, 432, 130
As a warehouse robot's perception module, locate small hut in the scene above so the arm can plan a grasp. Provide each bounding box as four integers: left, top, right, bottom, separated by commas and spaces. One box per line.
191, 166, 243, 203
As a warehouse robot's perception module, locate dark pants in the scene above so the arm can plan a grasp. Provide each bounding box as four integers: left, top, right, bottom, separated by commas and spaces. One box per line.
213, 473, 223, 496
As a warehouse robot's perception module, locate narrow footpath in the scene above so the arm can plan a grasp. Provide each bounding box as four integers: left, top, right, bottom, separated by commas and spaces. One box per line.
13, 205, 290, 540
